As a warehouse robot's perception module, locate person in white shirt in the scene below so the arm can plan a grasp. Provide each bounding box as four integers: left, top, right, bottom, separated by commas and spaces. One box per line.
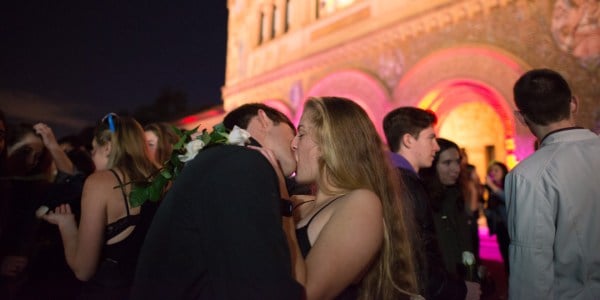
506, 68, 600, 299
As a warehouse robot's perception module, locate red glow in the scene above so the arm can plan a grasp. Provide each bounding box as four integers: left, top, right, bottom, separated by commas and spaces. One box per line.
180, 116, 199, 125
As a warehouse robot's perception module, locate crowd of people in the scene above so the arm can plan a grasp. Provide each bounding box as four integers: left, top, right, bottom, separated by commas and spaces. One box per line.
0, 68, 597, 299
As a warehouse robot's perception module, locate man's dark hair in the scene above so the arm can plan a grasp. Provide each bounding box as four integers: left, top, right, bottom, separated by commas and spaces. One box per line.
513, 68, 572, 126
223, 103, 295, 132
383, 107, 437, 152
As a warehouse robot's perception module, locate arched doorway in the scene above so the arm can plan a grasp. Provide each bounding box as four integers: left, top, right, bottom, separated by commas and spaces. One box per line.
417, 79, 515, 179
393, 46, 533, 171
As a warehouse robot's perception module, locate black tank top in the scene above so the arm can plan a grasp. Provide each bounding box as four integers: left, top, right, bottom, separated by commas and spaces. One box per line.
81, 169, 158, 298
294, 195, 359, 300
105, 169, 141, 240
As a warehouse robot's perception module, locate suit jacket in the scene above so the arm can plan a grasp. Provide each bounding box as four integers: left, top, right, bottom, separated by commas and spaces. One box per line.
131, 145, 303, 300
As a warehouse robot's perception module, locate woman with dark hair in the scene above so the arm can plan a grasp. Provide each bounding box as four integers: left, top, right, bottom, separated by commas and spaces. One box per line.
0, 122, 51, 300
42, 114, 161, 299
143, 122, 178, 165
420, 138, 474, 280
484, 161, 510, 275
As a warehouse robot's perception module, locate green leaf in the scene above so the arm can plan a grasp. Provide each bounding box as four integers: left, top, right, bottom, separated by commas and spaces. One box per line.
171, 126, 183, 136
161, 169, 172, 179
129, 187, 146, 207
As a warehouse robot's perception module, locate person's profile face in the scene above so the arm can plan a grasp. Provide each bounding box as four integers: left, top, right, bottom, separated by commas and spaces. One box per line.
413, 126, 440, 169
145, 130, 159, 162
292, 111, 321, 184
265, 122, 297, 177
436, 148, 461, 186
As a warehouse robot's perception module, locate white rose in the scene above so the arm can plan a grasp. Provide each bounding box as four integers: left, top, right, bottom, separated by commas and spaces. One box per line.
462, 251, 475, 266
227, 125, 251, 146
178, 139, 205, 162
35, 205, 49, 218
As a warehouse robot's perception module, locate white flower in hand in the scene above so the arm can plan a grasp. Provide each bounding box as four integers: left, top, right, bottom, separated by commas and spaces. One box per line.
227, 126, 251, 146
462, 251, 476, 281
178, 139, 205, 162
462, 251, 475, 266
35, 206, 49, 219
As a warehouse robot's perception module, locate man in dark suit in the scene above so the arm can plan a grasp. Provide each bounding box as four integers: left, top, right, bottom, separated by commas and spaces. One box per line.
383, 107, 480, 300
131, 104, 303, 299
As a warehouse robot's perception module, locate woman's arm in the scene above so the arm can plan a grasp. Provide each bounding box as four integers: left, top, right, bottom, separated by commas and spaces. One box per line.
301, 189, 383, 299
43, 173, 107, 280
251, 146, 383, 299
34, 123, 75, 175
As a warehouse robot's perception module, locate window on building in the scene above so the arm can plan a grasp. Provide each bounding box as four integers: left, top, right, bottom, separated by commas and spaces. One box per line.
272, 5, 278, 38
317, 0, 357, 18
285, 0, 291, 32
258, 11, 265, 45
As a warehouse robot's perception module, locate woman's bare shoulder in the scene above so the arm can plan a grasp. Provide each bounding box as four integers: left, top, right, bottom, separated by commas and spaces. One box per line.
344, 189, 381, 206
83, 170, 121, 192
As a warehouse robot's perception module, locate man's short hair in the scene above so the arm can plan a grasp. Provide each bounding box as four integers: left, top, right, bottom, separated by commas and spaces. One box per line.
513, 68, 572, 126
223, 103, 295, 132
383, 107, 437, 152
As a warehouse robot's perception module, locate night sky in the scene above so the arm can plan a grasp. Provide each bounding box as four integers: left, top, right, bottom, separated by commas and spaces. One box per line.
0, 1, 228, 137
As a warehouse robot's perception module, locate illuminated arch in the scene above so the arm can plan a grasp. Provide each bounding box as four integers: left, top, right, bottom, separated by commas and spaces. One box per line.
301, 69, 392, 136
393, 46, 533, 167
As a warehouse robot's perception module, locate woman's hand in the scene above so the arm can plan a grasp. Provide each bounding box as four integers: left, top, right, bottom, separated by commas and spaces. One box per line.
33, 123, 60, 149
42, 204, 76, 229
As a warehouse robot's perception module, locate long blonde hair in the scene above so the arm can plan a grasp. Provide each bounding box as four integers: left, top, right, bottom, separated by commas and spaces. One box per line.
304, 97, 419, 299
95, 115, 159, 186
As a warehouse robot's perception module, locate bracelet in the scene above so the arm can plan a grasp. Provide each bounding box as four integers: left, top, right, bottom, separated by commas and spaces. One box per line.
281, 199, 293, 217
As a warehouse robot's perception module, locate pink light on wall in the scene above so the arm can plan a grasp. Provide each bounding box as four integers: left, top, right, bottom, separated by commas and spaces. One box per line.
263, 99, 293, 121
395, 46, 534, 166
303, 69, 392, 137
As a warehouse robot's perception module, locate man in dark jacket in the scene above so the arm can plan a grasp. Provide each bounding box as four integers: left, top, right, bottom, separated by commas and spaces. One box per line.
383, 107, 480, 300
131, 104, 302, 299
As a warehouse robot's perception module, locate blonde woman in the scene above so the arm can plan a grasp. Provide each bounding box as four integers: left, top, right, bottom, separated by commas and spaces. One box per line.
43, 114, 160, 299
263, 97, 420, 299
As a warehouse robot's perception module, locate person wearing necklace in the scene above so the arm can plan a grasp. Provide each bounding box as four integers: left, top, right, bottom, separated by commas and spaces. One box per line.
507, 68, 600, 299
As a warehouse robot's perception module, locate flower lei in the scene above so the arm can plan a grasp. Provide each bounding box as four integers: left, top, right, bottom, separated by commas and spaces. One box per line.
128, 123, 251, 207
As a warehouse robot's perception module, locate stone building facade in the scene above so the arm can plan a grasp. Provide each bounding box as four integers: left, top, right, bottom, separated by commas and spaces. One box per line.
184, 0, 599, 176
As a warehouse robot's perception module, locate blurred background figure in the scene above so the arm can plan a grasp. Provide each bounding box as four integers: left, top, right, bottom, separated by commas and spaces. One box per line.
484, 161, 510, 276
420, 138, 475, 280
144, 122, 178, 165
0, 123, 54, 300
460, 148, 484, 264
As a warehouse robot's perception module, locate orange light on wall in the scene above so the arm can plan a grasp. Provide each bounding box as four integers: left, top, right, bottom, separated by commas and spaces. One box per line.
505, 137, 519, 169
417, 89, 442, 111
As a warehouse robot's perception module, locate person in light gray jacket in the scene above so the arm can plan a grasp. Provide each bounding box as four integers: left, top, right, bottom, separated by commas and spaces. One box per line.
506, 68, 600, 299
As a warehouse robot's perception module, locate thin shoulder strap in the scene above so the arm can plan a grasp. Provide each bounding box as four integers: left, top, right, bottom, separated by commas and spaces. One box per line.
109, 169, 131, 216
305, 195, 345, 226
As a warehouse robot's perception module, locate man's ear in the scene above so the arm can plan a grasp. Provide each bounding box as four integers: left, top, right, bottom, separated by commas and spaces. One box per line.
401, 133, 414, 149
103, 142, 112, 157
570, 96, 578, 116
256, 109, 273, 129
